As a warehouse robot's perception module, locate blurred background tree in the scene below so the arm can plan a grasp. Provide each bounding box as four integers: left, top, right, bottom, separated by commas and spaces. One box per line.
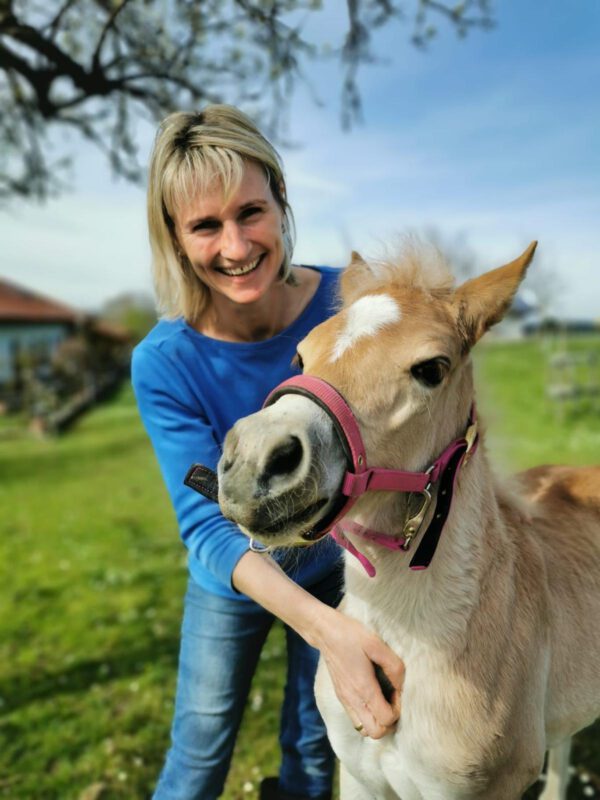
0, 0, 493, 202
101, 290, 157, 342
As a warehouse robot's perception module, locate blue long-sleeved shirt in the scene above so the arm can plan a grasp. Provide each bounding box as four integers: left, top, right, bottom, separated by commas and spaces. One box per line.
132, 266, 342, 602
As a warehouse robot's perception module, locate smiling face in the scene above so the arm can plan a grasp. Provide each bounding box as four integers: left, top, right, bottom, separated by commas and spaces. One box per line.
173, 161, 286, 309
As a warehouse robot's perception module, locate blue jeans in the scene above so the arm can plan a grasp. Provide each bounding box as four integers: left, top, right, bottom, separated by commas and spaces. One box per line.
153, 568, 343, 800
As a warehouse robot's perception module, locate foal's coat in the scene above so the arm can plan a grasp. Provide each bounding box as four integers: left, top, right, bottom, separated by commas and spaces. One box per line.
219, 243, 600, 800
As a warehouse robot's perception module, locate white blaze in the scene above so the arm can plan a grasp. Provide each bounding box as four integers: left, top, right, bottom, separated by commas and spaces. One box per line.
331, 294, 401, 361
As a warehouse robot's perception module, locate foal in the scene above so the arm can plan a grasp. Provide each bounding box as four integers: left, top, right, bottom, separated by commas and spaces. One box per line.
217, 243, 600, 799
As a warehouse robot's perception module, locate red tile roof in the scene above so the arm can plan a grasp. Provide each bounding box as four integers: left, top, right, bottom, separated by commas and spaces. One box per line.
0, 277, 82, 323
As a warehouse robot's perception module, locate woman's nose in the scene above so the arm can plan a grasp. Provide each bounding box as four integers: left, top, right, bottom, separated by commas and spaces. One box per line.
220, 221, 252, 262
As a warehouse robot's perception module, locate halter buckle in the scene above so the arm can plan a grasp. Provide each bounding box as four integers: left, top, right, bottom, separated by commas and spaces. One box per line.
401, 484, 433, 550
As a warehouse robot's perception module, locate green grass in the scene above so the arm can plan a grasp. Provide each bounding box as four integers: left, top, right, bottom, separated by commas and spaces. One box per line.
0, 335, 599, 799
0, 384, 289, 800
476, 335, 600, 471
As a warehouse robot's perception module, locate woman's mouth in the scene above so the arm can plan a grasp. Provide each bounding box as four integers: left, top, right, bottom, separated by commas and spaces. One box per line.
216, 254, 264, 277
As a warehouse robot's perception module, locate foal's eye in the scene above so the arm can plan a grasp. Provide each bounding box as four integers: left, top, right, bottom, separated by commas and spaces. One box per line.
410, 357, 450, 388
292, 352, 304, 371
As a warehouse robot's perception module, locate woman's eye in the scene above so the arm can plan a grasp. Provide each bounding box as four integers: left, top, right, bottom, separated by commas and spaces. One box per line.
193, 219, 219, 232
240, 206, 262, 221
292, 352, 304, 370
410, 357, 450, 388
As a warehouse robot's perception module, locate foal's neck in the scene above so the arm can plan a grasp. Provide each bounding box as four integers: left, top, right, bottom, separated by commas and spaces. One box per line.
346, 441, 507, 649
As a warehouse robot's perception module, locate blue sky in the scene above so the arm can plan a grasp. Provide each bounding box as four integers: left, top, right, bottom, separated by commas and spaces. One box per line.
1, 0, 599, 317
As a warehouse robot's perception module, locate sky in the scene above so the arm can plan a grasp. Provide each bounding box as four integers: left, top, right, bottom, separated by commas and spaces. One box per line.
1, 0, 599, 318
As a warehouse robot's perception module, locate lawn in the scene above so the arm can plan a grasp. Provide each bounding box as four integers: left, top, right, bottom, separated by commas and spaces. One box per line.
0, 335, 598, 799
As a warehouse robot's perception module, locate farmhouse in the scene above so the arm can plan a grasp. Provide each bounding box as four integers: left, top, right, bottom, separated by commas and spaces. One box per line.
0, 276, 130, 420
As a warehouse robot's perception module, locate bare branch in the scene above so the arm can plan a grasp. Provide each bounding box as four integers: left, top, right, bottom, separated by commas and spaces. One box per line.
91, 0, 132, 71
0, 0, 495, 203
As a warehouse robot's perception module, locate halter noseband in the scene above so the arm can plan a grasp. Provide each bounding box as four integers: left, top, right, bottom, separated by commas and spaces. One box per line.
263, 375, 479, 576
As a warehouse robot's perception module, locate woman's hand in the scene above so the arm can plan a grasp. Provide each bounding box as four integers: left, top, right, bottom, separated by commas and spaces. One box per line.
314, 607, 405, 739
232, 552, 404, 739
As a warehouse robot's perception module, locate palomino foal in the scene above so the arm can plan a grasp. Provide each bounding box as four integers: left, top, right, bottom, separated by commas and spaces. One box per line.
217, 243, 600, 800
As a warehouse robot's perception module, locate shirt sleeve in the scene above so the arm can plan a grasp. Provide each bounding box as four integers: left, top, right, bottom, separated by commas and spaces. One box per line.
131, 343, 250, 590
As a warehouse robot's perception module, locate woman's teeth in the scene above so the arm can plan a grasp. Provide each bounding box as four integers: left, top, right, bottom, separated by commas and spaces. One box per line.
218, 255, 262, 276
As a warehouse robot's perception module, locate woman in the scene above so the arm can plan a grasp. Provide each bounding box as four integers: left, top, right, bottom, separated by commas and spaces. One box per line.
132, 105, 404, 800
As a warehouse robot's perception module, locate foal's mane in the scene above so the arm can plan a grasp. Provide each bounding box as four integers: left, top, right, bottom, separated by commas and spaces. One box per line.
363, 238, 456, 298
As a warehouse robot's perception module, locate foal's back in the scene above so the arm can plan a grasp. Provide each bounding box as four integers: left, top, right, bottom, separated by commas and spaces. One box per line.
517, 464, 600, 744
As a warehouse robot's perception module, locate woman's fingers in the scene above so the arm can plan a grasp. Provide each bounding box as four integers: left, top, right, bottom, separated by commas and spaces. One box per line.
351, 697, 396, 740
364, 634, 406, 695
327, 655, 400, 738
315, 609, 405, 739
362, 635, 405, 724
326, 666, 390, 738
352, 678, 399, 736
346, 707, 368, 737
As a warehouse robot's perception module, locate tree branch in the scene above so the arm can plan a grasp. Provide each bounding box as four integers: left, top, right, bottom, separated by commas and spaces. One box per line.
91, 0, 132, 71
0, 0, 495, 203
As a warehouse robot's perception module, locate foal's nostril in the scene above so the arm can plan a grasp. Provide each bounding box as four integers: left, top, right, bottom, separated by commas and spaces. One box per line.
264, 436, 303, 479
221, 458, 234, 473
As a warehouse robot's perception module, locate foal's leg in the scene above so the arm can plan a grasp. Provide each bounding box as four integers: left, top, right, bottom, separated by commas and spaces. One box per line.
538, 739, 572, 800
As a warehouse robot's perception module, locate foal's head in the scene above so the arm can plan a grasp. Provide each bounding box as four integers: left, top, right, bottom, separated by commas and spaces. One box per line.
296, 241, 536, 472
218, 241, 537, 545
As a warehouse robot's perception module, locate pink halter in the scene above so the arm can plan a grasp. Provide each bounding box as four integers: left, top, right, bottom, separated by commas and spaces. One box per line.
264, 375, 478, 576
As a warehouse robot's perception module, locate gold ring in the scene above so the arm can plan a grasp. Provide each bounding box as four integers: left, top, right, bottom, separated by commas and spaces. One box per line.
354, 723, 364, 732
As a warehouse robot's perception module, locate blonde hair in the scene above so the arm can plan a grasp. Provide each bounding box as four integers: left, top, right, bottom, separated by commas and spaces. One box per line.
147, 105, 296, 321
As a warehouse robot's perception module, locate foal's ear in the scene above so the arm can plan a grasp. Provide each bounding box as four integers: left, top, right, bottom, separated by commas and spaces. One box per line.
340, 251, 374, 304
453, 241, 537, 350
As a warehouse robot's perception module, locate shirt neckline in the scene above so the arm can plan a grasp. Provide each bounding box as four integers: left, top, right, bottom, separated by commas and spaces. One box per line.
180, 266, 332, 349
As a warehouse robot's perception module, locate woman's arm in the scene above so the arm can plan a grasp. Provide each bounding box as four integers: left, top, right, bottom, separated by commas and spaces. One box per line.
132, 343, 252, 585
134, 340, 404, 736
232, 550, 404, 740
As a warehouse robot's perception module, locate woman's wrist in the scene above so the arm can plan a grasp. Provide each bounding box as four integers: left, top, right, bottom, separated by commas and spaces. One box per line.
231, 549, 336, 648
298, 598, 338, 650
